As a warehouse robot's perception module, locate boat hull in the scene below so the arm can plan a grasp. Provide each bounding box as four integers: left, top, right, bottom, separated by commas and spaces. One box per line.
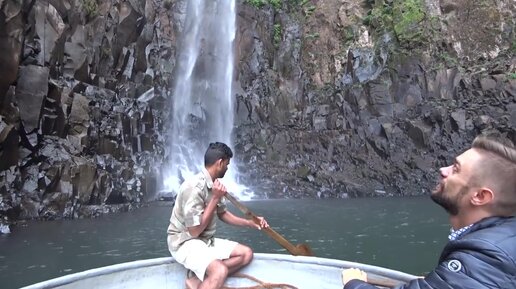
22, 253, 417, 289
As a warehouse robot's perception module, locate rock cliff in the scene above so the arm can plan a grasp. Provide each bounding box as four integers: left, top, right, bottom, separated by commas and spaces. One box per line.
0, 0, 514, 230
232, 0, 515, 198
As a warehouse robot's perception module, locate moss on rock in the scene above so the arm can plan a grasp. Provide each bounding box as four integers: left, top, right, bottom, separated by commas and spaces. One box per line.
392, 0, 426, 46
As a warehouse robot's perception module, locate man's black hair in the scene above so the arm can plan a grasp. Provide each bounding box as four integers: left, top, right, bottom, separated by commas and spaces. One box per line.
204, 142, 233, 166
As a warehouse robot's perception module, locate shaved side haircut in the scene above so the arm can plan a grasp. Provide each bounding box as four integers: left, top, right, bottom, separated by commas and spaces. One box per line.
472, 136, 516, 215
204, 142, 233, 167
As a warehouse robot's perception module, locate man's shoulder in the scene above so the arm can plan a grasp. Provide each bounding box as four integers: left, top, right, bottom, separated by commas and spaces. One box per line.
437, 218, 516, 288
180, 172, 207, 192
455, 217, 516, 257
465, 217, 516, 242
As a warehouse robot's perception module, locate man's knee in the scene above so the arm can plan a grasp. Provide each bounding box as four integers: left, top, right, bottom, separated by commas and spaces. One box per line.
242, 245, 253, 265
206, 260, 228, 279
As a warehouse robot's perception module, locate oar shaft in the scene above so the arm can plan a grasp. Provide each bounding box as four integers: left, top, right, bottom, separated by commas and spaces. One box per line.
366, 276, 401, 288
256, 218, 301, 255
225, 193, 303, 255
224, 193, 250, 215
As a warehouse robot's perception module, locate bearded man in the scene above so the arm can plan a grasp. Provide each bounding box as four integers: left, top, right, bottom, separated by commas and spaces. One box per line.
342, 135, 516, 289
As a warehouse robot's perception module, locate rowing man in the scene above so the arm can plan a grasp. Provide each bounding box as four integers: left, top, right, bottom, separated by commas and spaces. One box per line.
167, 142, 268, 289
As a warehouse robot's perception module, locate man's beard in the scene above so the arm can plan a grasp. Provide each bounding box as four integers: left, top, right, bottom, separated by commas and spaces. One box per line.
217, 169, 226, 179
431, 192, 460, 216
431, 183, 469, 216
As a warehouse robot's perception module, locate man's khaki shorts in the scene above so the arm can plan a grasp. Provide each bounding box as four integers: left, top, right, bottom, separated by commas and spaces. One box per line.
169, 238, 238, 281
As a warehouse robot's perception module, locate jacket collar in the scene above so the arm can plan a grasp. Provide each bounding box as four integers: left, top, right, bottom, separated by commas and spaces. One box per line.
439, 216, 515, 262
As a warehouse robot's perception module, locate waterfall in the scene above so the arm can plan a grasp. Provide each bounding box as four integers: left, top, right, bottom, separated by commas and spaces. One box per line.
162, 0, 252, 199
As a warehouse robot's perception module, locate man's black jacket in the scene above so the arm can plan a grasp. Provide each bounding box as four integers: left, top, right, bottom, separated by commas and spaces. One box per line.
344, 216, 516, 289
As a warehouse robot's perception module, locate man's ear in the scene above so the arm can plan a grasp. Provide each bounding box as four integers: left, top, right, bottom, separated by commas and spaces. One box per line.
471, 188, 494, 206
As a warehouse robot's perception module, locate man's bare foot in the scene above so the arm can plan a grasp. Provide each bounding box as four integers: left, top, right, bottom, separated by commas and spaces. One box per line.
185, 276, 201, 289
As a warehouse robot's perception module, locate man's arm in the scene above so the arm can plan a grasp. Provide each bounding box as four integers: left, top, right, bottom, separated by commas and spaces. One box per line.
218, 210, 254, 227
218, 210, 269, 230
187, 179, 227, 237
344, 280, 377, 289
342, 256, 468, 289
342, 269, 376, 289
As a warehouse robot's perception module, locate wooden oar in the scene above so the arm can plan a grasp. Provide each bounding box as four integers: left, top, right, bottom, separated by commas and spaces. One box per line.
225, 192, 314, 256
225, 192, 406, 288
366, 275, 405, 288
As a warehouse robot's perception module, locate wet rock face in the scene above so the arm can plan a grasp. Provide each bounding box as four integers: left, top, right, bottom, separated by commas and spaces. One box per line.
16, 65, 50, 132
232, 0, 515, 198
0, 0, 177, 228
439, 0, 514, 62
0, 0, 24, 100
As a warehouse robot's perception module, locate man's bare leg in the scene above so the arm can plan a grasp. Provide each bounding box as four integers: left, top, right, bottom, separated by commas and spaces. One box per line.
197, 260, 228, 289
185, 276, 201, 289
188, 244, 253, 289
222, 244, 253, 274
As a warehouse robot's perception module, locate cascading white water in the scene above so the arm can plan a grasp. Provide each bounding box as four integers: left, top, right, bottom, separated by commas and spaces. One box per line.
163, 0, 252, 199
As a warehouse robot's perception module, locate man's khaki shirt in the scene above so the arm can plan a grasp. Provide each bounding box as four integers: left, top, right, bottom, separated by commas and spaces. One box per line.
167, 168, 227, 251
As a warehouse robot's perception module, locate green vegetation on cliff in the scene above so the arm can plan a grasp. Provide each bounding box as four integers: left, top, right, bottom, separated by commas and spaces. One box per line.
364, 0, 435, 48
246, 0, 314, 15
245, 0, 265, 8
245, 0, 280, 9
273, 23, 282, 47
82, 0, 98, 19
392, 0, 426, 45
269, 0, 281, 10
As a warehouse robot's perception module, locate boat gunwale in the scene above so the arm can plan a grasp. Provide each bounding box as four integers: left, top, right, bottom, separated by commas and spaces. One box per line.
21, 253, 418, 289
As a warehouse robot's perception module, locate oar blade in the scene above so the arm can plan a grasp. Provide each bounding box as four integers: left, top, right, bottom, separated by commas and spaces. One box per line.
295, 244, 315, 256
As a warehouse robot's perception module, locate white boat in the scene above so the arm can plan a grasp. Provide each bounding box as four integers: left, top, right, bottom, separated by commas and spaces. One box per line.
22, 253, 417, 289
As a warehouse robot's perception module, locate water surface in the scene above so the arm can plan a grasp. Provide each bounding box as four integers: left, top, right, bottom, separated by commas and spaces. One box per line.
0, 197, 449, 288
